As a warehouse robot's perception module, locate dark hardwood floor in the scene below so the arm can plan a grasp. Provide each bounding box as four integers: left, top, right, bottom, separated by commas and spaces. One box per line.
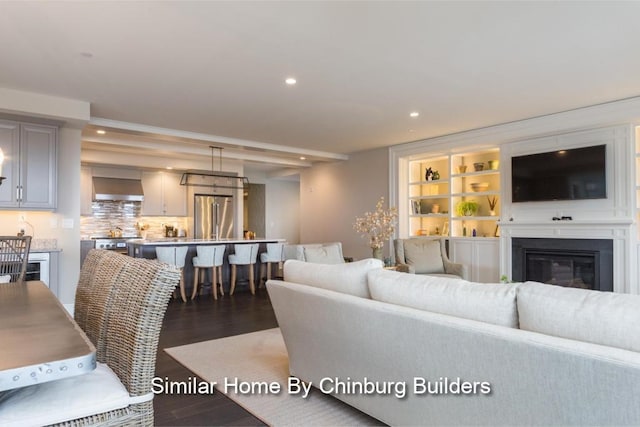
154, 287, 278, 426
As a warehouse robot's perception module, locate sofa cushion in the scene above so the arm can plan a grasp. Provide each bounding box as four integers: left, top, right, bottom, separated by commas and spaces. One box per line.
517, 281, 640, 352
303, 244, 344, 264
367, 269, 520, 328
283, 258, 383, 298
402, 239, 445, 274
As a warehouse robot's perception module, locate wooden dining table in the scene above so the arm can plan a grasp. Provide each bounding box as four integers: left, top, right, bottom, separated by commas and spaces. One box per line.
0, 281, 96, 392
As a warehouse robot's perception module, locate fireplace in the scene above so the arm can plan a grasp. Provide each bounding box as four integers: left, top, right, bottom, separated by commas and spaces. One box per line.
512, 238, 613, 292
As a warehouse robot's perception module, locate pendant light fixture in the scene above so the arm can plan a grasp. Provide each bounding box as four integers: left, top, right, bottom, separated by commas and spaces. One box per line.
180, 146, 249, 190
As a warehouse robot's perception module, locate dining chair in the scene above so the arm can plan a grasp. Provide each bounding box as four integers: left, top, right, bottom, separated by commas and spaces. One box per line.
0, 249, 180, 426
0, 235, 32, 283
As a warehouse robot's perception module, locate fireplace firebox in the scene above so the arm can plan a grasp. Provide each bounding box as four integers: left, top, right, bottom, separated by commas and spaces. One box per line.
512, 238, 613, 292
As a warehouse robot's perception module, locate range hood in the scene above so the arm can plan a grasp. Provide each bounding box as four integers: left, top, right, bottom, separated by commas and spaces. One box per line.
92, 177, 144, 202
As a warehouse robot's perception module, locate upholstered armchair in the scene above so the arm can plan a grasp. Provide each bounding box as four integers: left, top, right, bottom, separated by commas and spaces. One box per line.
394, 238, 468, 280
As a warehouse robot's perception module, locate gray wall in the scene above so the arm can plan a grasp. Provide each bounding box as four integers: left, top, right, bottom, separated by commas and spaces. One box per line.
299, 146, 390, 261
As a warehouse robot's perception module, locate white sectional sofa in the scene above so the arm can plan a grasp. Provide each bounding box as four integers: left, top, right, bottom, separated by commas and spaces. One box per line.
267, 259, 640, 426
283, 242, 346, 264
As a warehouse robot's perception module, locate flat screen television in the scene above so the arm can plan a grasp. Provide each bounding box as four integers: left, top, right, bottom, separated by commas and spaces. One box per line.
511, 144, 606, 203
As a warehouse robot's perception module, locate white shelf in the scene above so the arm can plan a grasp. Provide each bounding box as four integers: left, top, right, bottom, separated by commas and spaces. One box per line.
451, 170, 499, 178
451, 191, 500, 197
452, 216, 500, 221
410, 213, 449, 218
408, 179, 450, 186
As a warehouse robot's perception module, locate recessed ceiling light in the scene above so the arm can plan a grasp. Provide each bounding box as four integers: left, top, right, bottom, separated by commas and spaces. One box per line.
410, 112, 420, 118
300, 156, 306, 160
408, 129, 415, 133
285, 77, 297, 85
166, 166, 173, 170
96, 129, 106, 135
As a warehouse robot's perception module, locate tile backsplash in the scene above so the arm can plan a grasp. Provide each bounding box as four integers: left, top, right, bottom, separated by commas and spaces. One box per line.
80, 201, 187, 239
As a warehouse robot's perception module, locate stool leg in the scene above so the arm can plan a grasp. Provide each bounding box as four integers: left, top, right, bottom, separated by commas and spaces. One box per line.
191, 267, 199, 300
267, 263, 272, 282
211, 266, 217, 300
179, 269, 187, 302
260, 263, 265, 287
230, 264, 237, 295
249, 263, 255, 295
218, 266, 224, 296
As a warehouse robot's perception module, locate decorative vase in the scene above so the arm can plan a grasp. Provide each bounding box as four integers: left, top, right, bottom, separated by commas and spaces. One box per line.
489, 210, 497, 216
372, 247, 384, 260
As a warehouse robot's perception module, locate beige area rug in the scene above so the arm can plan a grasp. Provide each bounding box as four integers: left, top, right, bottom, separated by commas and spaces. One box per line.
164, 328, 380, 426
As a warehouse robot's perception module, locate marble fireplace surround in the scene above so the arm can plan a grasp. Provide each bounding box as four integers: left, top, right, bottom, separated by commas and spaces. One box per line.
500, 220, 634, 294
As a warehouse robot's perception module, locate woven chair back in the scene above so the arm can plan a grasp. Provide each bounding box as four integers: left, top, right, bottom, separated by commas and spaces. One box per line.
73, 250, 180, 415
0, 236, 32, 283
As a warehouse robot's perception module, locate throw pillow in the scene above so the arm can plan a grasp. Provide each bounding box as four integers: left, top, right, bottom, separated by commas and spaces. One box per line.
283, 258, 384, 298
303, 244, 344, 264
517, 281, 640, 352
368, 269, 520, 328
402, 239, 445, 274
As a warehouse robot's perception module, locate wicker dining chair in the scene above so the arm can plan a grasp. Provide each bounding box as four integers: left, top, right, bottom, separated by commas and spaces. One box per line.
0, 249, 180, 426
0, 235, 32, 283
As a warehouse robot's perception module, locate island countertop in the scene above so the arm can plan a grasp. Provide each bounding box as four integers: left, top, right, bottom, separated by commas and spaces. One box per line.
127, 237, 286, 246
127, 237, 286, 296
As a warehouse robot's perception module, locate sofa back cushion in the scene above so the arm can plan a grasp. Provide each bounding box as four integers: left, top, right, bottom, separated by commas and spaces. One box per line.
283, 258, 383, 298
517, 281, 640, 352
367, 269, 520, 328
303, 244, 344, 264
402, 239, 445, 274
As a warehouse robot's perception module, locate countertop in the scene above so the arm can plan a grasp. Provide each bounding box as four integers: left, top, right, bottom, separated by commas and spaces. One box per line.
127, 237, 286, 246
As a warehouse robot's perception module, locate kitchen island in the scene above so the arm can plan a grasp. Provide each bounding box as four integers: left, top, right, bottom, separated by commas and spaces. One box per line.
127, 238, 286, 297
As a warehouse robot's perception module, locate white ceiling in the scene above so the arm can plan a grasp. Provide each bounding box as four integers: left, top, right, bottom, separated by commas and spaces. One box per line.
1, 1, 640, 172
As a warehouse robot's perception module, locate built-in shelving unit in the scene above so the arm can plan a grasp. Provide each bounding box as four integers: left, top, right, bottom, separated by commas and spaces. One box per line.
407, 148, 501, 239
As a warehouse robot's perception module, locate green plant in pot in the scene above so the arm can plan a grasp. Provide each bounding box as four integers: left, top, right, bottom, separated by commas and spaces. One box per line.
455, 200, 479, 217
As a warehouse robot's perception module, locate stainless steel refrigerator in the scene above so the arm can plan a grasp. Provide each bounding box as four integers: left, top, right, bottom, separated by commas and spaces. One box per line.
194, 194, 234, 239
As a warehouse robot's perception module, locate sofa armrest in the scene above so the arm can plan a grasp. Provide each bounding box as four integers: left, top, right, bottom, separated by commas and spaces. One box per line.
443, 259, 469, 280
396, 263, 415, 274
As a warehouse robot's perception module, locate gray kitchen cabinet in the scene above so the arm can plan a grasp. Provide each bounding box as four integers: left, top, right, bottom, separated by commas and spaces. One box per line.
0, 119, 57, 210
141, 171, 186, 216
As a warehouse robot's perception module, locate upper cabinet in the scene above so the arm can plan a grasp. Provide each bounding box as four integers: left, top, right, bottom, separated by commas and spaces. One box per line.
0, 119, 57, 210
141, 171, 187, 216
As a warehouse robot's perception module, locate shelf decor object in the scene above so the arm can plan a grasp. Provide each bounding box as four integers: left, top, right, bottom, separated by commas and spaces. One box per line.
455, 200, 479, 217
470, 182, 489, 192
487, 196, 498, 216
354, 197, 398, 260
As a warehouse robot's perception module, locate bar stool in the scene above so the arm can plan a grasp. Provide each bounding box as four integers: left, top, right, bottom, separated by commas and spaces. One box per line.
228, 243, 259, 295
191, 245, 226, 300
260, 242, 285, 286
155, 246, 189, 302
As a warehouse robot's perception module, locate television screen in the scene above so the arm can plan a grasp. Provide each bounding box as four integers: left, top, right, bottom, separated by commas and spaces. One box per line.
511, 144, 606, 203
